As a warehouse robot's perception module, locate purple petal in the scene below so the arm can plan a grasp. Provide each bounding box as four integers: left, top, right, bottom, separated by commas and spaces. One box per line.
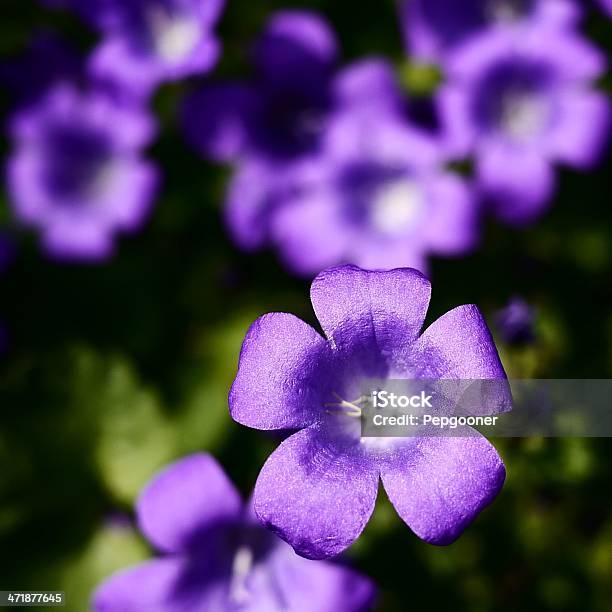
532, 29, 606, 82
41, 220, 116, 262
547, 90, 611, 169
254, 427, 379, 560
253, 10, 338, 86
381, 435, 505, 545
267, 550, 377, 611
229, 314, 332, 431
324, 108, 441, 169
270, 189, 351, 277
92, 557, 216, 612
224, 162, 276, 251
88, 39, 159, 101
402, 0, 583, 62
350, 239, 428, 276
422, 173, 479, 255
534, 0, 582, 27
437, 85, 477, 159
333, 58, 401, 112
196, 0, 226, 28
181, 83, 258, 162
477, 144, 556, 225
310, 265, 431, 355
447, 25, 604, 84
137, 454, 242, 554
415, 304, 507, 381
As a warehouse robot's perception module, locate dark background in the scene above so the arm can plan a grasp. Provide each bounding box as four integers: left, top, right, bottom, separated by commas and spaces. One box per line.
1, 1, 612, 610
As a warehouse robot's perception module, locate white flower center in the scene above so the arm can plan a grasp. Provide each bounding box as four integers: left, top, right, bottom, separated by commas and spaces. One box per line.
148, 6, 201, 63
229, 546, 254, 605
501, 93, 550, 141
487, 0, 523, 22
371, 180, 424, 236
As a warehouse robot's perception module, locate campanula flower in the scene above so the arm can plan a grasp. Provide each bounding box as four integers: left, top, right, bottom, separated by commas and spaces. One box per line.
84, 0, 225, 98
184, 16, 421, 263
187, 54, 478, 275
93, 453, 376, 611
439, 26, 610, 224
399, 0, 580, 61
268, 97, 478, 275
6, 84, 159, 261
230, 265, 510, 559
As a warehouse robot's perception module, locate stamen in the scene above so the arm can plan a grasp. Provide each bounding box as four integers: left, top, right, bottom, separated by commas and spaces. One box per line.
229, 546, 253, 604
324, 392, 366, 417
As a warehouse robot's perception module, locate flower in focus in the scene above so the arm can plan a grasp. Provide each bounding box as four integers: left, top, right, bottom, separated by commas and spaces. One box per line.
6, 84, 159, 261
439, 26, 610, 225
84, 0, 225, 98
230, 265, 510, 559
93, 453, 376, 611
494, 297, 537, 344
400, 0, 580, 61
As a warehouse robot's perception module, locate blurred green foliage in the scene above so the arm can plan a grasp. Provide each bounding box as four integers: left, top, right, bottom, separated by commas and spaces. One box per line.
1, 1, 612, 610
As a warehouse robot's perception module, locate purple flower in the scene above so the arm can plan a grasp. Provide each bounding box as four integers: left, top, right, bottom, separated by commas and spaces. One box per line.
181, 14, 370, 259
84, 0, 225, 98
494, 297, 536, 345
182, 10, 339, 164
188, 55, 478, 276
267, 104, 478, 276
93, 453, 376, 611
439, 26, 610, 225
230, 265, 510, 560
400, 0, 580, 61
6, 84, 159, 261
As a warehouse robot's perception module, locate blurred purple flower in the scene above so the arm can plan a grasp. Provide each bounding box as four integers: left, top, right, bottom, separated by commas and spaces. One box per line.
230, 265, 510, 559
187, 53, 477, 275
93, 453, 376, 611
494, 297, 536, 344
268, 104, 478, 276
0, 33, 82, 114
83, 0, 225, 99
182, 10, 339, 164
6, 84, 159, 262
439, 26, 610, 225
400, 0, 580, 61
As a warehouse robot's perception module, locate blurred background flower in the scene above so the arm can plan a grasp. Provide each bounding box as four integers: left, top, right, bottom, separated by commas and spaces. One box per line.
6, 85, 159, 261
94, 453, 376, 611
438, 25, 610, 225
